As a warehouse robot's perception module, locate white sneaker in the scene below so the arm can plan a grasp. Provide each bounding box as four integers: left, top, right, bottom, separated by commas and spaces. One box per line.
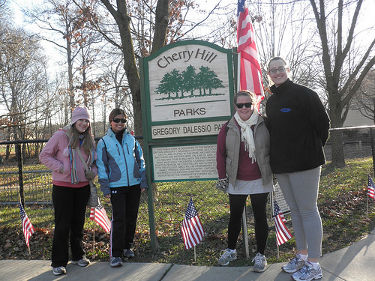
252, 252, 267, 272
292, 261, 323, 281
218, 248, 237, 266
52, 266, 66, 276
282, 254, 305, 273
110, 256, 122, 267
72, 256, 90, 267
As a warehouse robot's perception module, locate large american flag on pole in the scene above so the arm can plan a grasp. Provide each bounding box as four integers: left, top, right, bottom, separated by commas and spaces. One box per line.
237, 0, 264, 97
181, 198, 204, 249
273, 201, 292, 246
19, 203, 35, 248
90, 204, 111, 233
368, 175, 375, 200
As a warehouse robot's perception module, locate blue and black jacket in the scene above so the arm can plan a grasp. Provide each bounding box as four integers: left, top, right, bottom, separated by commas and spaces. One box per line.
96, 128, 147, 196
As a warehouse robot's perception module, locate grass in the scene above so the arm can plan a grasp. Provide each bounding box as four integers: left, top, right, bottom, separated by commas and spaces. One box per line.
0, 157, 375, 265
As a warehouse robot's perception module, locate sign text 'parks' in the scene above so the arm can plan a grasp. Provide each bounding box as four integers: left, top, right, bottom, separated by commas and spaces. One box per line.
145, 42, 233, 139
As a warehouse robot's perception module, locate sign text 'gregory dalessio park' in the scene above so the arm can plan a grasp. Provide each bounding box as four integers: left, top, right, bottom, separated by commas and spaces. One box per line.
140, 40, 235, 181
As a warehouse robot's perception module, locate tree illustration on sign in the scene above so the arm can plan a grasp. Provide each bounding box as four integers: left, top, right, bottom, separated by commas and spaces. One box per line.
155, 65, 224, 100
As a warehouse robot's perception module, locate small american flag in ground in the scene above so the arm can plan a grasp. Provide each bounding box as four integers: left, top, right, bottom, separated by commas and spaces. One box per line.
19, 203, 35, 248
368, 175, 375, 200
237, 0, 264, 97
181, 198, 204, 249
273, 201, 292, 246
90, 204, 111, 233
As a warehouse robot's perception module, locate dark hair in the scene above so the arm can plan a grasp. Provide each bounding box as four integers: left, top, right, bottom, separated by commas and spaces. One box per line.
109, 108, 127, 122
267, 56, 288, 70
234, 90, 256, 104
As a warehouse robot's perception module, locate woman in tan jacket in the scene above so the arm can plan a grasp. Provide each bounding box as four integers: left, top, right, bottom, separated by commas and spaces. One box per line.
216, 90, 272, 272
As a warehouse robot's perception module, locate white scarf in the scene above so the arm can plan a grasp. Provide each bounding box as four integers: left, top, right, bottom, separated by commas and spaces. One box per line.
234, 110, 258, 163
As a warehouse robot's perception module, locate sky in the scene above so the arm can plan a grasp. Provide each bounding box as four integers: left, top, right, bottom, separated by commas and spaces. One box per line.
4, 0, 375, 123
9, 0, 375, 59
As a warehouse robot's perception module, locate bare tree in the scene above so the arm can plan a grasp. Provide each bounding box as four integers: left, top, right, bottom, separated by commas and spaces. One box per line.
309, 0, 375, 167
25, 0, 99, 121
79, 0, 223, 135
352, 69, 375, 123
0, 25, 49, 141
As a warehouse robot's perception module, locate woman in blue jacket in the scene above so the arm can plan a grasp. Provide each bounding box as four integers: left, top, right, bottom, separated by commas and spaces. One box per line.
96, 108, 147, 268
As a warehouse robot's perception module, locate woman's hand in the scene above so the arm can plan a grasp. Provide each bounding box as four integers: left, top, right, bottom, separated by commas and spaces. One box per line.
85, 170, 96, 181
216, 177, 229, 192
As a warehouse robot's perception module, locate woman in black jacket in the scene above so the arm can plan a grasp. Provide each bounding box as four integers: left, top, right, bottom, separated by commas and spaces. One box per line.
265, 57, 330, 281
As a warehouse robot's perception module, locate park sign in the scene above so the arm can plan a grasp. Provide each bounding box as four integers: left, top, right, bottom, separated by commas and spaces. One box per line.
140, 40, 235, 182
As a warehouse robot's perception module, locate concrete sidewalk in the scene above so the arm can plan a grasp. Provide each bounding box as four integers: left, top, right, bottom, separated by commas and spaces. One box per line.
1, 229, 374, 281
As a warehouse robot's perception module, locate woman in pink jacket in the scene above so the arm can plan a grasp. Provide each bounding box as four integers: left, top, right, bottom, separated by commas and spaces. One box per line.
39, 107, 97, 276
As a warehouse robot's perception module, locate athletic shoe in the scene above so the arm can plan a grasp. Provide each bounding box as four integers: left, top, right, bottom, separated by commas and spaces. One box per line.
282, 254, 305, 273
218, 248, 237, 266
123, 249, 135, 258
110, 256, 123, 267
52, 266, 66, 276
292, 261, 323, 281
72, 256, 90, 267
252, 252, 267, 272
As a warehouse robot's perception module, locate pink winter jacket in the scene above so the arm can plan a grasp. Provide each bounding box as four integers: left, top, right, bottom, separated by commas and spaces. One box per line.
39, 129, 97, 187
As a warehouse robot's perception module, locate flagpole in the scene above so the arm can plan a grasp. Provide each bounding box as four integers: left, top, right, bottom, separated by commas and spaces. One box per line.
271, 192, 280, 259
194, 246, 197, 262
241, 207, 249, 259
277, 243, 279, 259
237, 52, 241, 91
93, 228, 96, 253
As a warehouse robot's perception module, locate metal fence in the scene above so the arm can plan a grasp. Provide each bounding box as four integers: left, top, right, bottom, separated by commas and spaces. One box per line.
0, 140, 51, 205
1, 126, 375, 205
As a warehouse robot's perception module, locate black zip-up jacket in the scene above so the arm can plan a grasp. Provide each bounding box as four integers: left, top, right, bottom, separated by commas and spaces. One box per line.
265, 79, 330, 173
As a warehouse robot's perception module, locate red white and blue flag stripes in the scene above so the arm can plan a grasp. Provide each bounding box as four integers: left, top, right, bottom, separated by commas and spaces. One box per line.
273, 200, 292, 246
237, 0, 264, 97
90, 204, 111, 233
19, 203, 35, 249
368, 175, 375, 200
181, 198, 204, 249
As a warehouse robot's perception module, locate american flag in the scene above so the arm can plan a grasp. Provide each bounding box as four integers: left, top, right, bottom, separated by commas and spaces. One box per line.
237, 0, 264, 97
181, 198, 204, 249
273, 201, 292, 246
19, 203, 35, 248
90, 204, 111, 233
368, 175, 375, 200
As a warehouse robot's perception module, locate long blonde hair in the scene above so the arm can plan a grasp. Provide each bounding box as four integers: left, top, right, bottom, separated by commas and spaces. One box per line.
63, 124, 95, 154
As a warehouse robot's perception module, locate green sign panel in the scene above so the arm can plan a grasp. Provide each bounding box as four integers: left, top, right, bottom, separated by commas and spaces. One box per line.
140, 40, 235, 182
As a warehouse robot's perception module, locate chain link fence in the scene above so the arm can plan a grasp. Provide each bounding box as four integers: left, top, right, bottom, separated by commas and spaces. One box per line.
1, 126, 375, 205
0, 140, 51, 205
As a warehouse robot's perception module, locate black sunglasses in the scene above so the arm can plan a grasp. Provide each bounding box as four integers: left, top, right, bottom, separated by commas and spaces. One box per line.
112, 118, 127, 123
236, 103, 252, 109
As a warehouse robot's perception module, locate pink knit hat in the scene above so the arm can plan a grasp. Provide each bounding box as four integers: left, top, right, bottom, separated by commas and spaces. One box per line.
71, 107, 90, 125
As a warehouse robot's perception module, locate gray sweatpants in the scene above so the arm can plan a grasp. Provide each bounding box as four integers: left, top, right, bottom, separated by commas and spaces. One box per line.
276, 167, 322, 258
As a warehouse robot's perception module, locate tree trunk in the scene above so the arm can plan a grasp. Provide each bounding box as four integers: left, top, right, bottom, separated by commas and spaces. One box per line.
66, 32, 74, 115
329, 94, 346, 167
330, 130, 345, 168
